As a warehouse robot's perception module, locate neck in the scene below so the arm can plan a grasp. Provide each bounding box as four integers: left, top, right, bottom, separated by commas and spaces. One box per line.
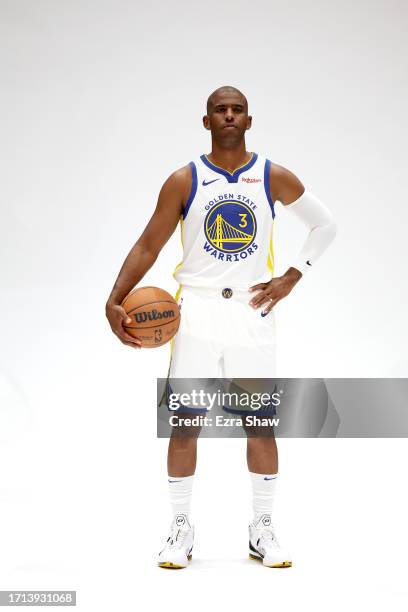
207, 141, 250, 173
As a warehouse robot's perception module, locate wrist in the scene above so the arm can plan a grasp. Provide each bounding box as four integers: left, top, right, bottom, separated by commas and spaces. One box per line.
106, 293, 124, 309
106, 284, 133, 308
282, 267, 302, 284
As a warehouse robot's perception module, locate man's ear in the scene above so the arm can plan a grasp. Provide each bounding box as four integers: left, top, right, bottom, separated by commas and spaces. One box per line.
203, 115, 211, 130
246, 115, 252, 130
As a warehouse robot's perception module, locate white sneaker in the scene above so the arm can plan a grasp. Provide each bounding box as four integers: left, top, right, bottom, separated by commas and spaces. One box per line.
158, 514, 194, 569
249, 514, 292, 568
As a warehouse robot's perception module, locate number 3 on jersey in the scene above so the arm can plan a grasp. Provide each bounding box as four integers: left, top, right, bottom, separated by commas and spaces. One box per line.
239, 213, 247, 228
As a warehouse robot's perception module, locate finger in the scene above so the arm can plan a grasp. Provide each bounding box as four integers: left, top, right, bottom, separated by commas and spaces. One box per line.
109, 310, 132, 329
250, 290, 272, 307
117, 329, 142, 346
255, 294, 275, 309
111, 304, 132, 320
261, 301, 274, 315
249, 283, 267, 293
114, 307, 132, 326
121, 340, 142, 349
115, 329, 142, 346
261, 297, 280, 316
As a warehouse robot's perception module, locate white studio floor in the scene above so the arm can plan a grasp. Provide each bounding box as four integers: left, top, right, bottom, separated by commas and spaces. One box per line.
1, 401, 408, 611
1, 288, 408, 610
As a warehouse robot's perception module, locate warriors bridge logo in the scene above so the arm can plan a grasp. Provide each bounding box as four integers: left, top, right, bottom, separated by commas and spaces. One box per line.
203, 200, 258, 261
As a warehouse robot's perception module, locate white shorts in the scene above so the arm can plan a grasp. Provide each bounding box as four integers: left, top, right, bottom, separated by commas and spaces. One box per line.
168, 285, 277, 379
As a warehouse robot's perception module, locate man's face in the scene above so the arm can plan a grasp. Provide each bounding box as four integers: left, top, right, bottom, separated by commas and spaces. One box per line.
203, 92, 252, 145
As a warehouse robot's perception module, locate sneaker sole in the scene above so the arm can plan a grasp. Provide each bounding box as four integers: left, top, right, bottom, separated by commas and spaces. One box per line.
249, 553, 292, 568
158, 555, 192, 570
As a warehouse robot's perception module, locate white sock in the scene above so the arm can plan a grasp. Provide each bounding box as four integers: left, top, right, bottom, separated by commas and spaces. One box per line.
168, 475, 194, 519
250, 471, 278, 522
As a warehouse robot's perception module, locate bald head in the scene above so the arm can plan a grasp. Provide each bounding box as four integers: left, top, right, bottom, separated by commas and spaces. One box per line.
206, 86, 248, 114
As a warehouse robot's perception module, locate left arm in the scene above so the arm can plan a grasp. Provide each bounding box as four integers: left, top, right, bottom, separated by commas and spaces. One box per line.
249, 164, 337, 314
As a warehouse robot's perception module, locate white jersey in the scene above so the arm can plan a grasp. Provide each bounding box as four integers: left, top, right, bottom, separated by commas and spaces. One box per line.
173, 152, 275, 289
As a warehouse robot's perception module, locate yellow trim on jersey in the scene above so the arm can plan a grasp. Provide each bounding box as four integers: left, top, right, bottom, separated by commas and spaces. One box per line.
167, 215, 184, 389
160, 281, 183, 408
172, 216, 184, 280
266, 222, 275, 275
170, 282, 182, 356
204, 152, 254, 176
174, 285, 182, 303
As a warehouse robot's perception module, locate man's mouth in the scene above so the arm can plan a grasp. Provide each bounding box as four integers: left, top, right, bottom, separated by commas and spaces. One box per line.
223, 125, 237, 129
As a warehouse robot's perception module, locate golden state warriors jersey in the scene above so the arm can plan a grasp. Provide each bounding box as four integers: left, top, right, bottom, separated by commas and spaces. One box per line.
173, 152, 275, 289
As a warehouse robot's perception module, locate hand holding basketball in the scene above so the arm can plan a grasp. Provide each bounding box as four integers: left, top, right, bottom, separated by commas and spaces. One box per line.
121, 286, 180, 348
105, 302, 142, 348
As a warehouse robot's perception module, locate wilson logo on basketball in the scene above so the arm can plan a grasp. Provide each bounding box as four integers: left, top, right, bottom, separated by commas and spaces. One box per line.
241, 177, 261, 183
134, 308, 175, 323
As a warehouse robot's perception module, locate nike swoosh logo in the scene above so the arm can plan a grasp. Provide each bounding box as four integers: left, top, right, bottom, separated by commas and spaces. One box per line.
306, 260, 312, 266
261, 311, 269, 317
168, 480, 181, 483
264, 477, 276, 480
202, 178, 220, 186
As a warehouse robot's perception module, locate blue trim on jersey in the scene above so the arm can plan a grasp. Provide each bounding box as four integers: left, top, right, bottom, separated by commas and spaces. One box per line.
222, 405, 277, 417
264, 159, 275, 218
200, 153, 258, 184
183, 162, 197, 220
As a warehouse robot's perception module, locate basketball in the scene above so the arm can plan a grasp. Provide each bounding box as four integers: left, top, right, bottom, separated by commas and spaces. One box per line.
122, 286, 180, 348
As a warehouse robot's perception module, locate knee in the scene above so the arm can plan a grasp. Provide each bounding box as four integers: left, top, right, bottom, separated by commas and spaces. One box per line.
247, 435, 275, 450
169, 436, 197, 453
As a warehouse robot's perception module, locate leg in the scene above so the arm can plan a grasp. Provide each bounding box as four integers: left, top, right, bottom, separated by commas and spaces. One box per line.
244, 422, 291, 567
158, 417, 201, 569
159, 287, 222, 568
167, 415, 201, 477
243, 419, 279, 516
246, 433, 278, 475
221, 297, 291, 566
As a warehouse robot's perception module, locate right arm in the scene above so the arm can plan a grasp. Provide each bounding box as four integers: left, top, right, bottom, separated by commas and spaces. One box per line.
105, 165, 192, 347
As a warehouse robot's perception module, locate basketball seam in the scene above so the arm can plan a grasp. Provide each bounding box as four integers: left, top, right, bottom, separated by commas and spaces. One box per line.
124, 300, 179, 315
124, 286, 165, 298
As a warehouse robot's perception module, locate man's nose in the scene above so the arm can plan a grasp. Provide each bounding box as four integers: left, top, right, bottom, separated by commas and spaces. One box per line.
225, 109, 234, 121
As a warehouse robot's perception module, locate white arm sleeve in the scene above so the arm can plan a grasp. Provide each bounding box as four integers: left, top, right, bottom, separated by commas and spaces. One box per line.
285, 190, 337, 274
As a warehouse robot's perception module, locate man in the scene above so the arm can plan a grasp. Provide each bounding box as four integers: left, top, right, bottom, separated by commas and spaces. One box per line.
106, 86, 337, 569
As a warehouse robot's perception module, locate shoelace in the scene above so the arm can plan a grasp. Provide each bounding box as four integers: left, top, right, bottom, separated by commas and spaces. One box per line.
258, 528, 280, 549
167, 528, 187, 549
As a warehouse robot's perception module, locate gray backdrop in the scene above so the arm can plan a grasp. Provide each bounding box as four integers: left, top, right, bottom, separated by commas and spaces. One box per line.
1, 1, 408, 607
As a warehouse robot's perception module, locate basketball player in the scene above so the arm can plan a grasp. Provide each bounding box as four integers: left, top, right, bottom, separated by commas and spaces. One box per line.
106, 86, 337, 569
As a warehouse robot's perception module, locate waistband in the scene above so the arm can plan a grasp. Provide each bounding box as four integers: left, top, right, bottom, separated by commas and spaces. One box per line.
180, 285, 254, 302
